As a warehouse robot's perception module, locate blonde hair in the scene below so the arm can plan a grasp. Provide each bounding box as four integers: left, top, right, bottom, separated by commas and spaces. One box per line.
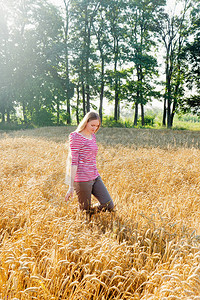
76, 111, 101, 133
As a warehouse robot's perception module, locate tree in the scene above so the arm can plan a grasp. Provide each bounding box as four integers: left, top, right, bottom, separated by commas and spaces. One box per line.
158, 0, 195, 128
1, 0, 199, 128
180, 96, 200, 116
0, 0, 65, 125
70, 0, 100, 115
179, 2, 200, 116
184, 36, 200, 91
92, 0, 112, 122
0, 3, 15, 123
127, 0, 165, 125
105, 0, 127, 121
63, 0, 74, 124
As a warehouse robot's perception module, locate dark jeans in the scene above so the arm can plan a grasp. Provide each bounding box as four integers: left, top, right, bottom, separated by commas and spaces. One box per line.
74, 176, 114, 212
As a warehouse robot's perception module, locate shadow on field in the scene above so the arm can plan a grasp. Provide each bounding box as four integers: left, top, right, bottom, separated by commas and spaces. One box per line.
1, 126, 200, 149
88, 209, 199, 266
89, 210, 169, 253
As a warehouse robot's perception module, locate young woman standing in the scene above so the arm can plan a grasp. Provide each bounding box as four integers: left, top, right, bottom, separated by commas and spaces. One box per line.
65, 112, 114, 214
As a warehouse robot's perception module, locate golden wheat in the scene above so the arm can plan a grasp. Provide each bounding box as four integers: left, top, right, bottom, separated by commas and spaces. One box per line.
0, 127, 200, 299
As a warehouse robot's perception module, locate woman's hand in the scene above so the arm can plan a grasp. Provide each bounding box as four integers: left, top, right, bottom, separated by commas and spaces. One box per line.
65, 187, 74, 201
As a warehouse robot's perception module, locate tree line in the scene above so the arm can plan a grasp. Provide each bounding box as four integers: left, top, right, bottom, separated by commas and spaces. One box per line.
0, 0, 199, 128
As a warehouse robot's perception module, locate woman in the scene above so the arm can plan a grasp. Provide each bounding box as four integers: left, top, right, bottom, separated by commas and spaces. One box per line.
65, 112, 114, 215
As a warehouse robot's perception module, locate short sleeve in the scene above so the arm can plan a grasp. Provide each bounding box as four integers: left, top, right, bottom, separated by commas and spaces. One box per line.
69, 132, 82, 165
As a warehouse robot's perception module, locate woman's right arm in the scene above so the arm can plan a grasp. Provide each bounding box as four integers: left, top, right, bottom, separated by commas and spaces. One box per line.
65, 165, 77, 201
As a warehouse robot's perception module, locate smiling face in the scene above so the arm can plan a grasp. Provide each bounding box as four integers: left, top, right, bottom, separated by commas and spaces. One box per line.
85, 119, 100, 135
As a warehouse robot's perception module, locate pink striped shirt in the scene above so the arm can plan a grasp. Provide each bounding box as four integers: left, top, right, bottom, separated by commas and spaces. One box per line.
69, 131, 99, 182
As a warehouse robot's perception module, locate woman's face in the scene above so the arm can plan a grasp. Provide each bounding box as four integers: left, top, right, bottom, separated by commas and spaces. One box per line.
85, 119, 100, 134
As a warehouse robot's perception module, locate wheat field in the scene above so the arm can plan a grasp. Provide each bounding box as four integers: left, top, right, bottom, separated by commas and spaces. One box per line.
0, 126, 200, 300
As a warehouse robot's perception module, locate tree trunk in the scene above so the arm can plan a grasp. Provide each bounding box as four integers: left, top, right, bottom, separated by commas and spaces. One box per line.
166, 64, 172, 128
162, 96, 167, 126
22, 101, 28, 124
1, 113, 5, 123
134, 68, 140, 126
1, 112, 5, 123
167, 100, 172, 128
171, 83, 179, 127
63, 0, 71, 124
135, 65, 142, 125
134, 102, 138, 126
66, 96, 71, 124
167, 90, 172, 128
141, 103, 145, 126
114, 92, 119, 121
118, 101, 120, 120
171, 61, 181, 127
114, 38, 119, 121
82, 82, 86, 116
94, 21, 105, 123
76, 84, 80, 124
99, 56, 104, 123
86, 84, 90, 113
56, 101, 60, 125
85, 4, 90, 113
170, 102, 176, 127
7, 111, 10, 123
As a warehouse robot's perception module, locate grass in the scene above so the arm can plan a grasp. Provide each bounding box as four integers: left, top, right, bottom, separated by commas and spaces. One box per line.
0, 126, 200, 299
172, 120, 200, 131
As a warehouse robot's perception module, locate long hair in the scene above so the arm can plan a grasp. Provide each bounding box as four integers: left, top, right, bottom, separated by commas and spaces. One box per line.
76, 111, 101, 133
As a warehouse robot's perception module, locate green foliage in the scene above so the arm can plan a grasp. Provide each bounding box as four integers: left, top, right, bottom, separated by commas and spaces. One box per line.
102, 116, 126, 128
178, 113, 200, 122
179, 95, 200, 116
138, 115, 155, 126
102, 114, 156, 128
31, 109, 55, 127
0, 123, 34, 131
